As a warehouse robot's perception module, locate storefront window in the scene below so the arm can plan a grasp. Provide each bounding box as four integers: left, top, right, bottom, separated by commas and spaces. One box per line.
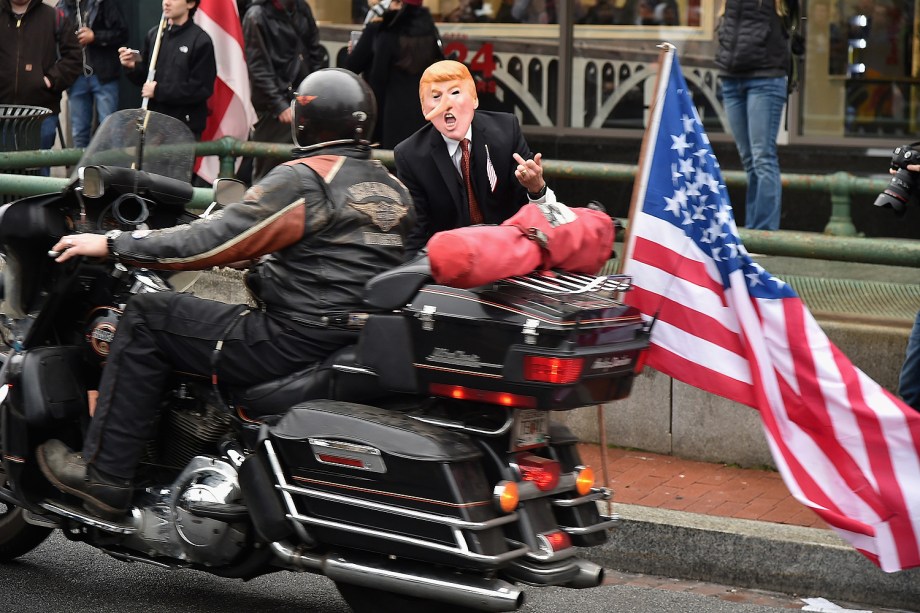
799, 0, 920, 140
326, 1, 699, 26
317, 1, 920, 145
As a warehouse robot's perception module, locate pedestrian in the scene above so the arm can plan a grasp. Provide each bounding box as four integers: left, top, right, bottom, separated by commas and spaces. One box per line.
57, 0, 129, 148
242, 0, 324, 181
715, 0, 795, 230
36, 69, 415, 520
511, 0, 553, 23
345, 0, 442, 149
0, 0, 82, 174
117, 0, 216, 140
900, 310, 920, 412
394, 59, 556, 259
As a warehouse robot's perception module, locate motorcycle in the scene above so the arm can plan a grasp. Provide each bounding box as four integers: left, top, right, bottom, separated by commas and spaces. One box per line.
0, 109, 650, 612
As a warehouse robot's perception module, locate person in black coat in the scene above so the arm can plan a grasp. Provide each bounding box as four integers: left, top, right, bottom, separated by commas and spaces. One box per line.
394, 60, 555, 258
345, 0, 442, 149
242, 0, 324, 180
58, 0, 129, 148
117, 0, 215, 140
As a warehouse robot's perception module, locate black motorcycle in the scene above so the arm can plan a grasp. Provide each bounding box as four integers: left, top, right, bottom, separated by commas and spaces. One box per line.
0, 109, 649, 612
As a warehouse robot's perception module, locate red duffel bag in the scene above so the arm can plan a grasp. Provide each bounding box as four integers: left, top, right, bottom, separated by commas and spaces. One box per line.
427, 203, 614, 289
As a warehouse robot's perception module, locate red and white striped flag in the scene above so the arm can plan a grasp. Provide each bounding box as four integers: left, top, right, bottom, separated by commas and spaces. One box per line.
621, 46, 920, 572
194, 0, 257, 183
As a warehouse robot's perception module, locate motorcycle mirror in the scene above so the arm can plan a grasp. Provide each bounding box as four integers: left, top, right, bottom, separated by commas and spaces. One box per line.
81, 166, 105, 198
213, 178, 246, 207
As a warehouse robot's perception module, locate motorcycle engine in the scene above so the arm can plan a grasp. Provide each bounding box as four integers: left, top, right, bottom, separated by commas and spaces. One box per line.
121, 456, 248, 567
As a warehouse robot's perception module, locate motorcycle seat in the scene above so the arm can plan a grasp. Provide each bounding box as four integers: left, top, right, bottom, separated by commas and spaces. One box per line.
230, 345, 386, 420
363, 255, 432, 310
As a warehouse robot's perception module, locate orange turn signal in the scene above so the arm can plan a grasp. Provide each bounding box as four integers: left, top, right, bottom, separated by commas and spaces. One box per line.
493, 480, 519, 513
575, 466, 595, 496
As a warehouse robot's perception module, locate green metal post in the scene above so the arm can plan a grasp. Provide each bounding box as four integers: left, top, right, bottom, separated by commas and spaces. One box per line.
825, 171, 858, 237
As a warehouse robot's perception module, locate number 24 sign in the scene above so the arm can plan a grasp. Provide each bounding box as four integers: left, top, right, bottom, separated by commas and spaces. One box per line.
443, 41, 496, 78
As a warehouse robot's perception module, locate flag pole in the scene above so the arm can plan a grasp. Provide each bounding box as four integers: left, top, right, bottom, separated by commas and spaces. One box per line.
595, 44, 678, 512
595, 44, 677, 519
617, 42, 676, 275
141, 13, 169, 113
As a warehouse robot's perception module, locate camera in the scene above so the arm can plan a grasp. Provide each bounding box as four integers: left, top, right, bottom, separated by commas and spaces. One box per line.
873, 143, 920, 214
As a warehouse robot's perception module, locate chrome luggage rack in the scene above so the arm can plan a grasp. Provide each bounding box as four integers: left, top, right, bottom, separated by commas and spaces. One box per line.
503, 271, 633, 295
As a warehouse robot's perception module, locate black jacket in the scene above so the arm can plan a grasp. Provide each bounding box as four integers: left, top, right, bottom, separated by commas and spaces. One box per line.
109, 145, 415, 323
125, 19, 216, 138
345, 5, 442, 149
715, 0, 789, 77
58, 0, 128, 83
242, 0, 324, 119
0, 0, 81, 113
394, 111, 534, 258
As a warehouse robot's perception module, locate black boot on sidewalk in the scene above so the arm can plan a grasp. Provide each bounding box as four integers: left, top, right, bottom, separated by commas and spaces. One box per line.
36, 439, 132, 521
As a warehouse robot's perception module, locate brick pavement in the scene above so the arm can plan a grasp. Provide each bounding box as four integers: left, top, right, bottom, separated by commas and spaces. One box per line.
577, 443, 828, 530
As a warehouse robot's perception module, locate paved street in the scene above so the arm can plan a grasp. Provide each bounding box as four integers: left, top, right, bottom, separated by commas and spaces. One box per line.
1, 532, 911, 613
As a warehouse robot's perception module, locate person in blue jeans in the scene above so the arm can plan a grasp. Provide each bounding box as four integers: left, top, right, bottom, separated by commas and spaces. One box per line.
890, 155, 920, 412
900, 311, 920, 411
58, 0, 129, 148
715, 0, 792, 231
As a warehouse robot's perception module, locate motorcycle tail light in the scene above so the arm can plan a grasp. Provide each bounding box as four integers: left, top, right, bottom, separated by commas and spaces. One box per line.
575, 465, 595, 496
517, 454, 560, 491
493, 480, 519, 513
523, 356, 583, 384
428, 383, 537, 409
537, 530, 572, 554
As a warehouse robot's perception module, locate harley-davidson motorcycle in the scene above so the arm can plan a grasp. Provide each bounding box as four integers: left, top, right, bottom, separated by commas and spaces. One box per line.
0, 109, 650, 612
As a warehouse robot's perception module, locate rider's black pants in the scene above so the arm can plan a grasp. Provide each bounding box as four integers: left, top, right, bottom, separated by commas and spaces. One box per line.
82, 291, 355, 480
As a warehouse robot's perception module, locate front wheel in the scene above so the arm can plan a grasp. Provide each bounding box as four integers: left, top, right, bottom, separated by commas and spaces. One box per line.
334, 582, 482, 613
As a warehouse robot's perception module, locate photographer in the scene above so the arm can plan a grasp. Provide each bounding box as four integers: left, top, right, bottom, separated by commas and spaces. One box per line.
882, 154, 920, 411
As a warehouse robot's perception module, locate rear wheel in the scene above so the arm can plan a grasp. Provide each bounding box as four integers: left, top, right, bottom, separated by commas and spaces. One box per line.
0, 497, 52, 562
0, 407, 53, 561
334, 582, 481, 613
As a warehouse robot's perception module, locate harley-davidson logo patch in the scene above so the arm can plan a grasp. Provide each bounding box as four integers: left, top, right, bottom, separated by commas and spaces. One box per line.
89, 322, 117, 357
347, 181, 401, 202
350, 201, 408, 232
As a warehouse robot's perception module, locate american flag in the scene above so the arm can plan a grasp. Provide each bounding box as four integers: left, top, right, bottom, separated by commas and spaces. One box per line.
620, 46, 920, 572
194, 0, 258, 183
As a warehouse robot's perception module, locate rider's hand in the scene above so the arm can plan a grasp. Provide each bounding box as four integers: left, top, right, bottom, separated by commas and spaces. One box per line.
50, 234, 107, 263
513, 152, 545, 195
278, 107, 293, 124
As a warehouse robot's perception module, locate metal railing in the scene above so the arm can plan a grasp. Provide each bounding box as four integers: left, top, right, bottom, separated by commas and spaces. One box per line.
0, 138, 917, 268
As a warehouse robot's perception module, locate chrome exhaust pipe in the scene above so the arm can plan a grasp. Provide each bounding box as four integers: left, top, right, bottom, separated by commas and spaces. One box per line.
270, 542, 524, 612
564, 558, 605, 589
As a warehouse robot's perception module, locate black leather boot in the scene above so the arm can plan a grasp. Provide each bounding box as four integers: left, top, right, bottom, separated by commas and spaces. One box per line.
37, 439, 132, 520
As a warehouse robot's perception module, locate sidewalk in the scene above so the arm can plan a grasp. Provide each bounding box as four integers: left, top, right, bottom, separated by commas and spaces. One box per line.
577, 443, 826, 530
576, 442, 920, 611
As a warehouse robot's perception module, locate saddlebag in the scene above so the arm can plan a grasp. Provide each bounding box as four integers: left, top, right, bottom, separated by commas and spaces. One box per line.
17, 346, 88, 427
262, 400, 520, 570
361, 274, 649, 410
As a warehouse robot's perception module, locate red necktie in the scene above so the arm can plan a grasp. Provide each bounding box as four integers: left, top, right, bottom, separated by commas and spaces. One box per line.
460, 138, 483, 224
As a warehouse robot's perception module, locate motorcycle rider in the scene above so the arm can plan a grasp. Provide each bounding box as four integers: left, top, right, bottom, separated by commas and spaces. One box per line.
37, 68, 416, 521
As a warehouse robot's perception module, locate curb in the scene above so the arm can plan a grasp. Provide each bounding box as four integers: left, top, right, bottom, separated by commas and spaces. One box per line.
581, 503, 920, 611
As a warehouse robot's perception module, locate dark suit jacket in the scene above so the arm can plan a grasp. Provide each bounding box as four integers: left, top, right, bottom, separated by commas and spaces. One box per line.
394, 111, 534, 258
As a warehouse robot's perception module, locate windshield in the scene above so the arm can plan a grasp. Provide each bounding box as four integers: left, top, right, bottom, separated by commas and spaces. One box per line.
71, 109, 196, 183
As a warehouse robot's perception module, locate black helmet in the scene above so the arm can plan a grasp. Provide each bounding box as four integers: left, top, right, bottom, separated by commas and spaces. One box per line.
291, 68, 377, 151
